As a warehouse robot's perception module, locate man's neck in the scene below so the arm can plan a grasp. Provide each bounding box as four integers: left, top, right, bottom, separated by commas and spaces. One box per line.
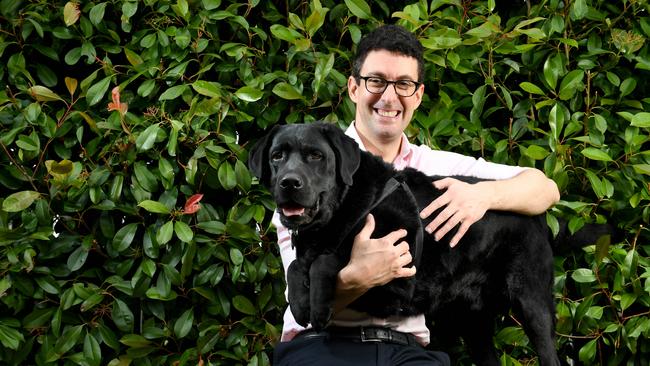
355, 126, 402, 163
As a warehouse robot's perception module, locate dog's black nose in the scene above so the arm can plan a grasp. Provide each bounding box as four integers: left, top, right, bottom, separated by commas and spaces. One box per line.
279, 175, 303, 190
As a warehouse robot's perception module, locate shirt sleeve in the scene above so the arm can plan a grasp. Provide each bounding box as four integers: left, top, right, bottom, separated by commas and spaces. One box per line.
272, 210, 295, 280
408, 143, 529, 180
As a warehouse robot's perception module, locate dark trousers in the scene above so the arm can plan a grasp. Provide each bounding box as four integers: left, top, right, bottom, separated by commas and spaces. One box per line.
273, 335, 450, 366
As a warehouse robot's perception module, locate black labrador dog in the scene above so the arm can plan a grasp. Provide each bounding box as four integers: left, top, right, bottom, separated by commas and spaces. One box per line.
249, 122, 562, 365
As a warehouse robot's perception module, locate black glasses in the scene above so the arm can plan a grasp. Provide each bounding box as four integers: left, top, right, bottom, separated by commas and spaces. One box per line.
357, 76, 421, 97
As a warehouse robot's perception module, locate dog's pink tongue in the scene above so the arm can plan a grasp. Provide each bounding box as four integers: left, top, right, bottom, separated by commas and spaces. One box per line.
282, 207, 305, 217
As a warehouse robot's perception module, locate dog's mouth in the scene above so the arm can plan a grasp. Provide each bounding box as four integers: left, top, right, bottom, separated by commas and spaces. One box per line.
277, 197, 322, 228
280, 204, 307, 217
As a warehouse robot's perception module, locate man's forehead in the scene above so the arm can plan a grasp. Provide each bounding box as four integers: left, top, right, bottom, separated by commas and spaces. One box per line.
360, 50, 418, 79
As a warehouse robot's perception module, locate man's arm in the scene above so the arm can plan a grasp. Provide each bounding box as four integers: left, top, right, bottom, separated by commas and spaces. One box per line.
332, 214, 415, 313
420, 168, 560, 247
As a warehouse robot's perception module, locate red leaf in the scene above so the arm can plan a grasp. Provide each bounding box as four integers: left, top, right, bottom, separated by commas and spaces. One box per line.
107, 86, 128, 115
183, 193, 204, 214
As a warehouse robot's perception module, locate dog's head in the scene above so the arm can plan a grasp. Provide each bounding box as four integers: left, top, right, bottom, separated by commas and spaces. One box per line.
248, 122, 361, 229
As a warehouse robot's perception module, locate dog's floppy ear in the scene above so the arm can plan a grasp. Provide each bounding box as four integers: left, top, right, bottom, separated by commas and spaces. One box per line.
319, 122, 360, 186
248, 125, 280, 185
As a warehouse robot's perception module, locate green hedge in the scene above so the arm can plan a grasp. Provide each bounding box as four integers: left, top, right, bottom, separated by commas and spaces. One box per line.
0, 0, 648, 365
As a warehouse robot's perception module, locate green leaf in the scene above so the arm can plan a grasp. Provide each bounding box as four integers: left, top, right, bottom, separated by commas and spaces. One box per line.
581, 147, 613, 162
525, 145, 549, 160
572, 268, 596, 283
218, 162, 237, 190
174, 221, 194, 243
28, 85, 64, 102
133, 162, 158, 192
138, 200, 170, 214
230, 248, 244, 265
232, 295, 257, 315
620, 293, 637, 311
548, 103, 564, 141
83, 333, 102, 366
89, 3, 107, 25
558, 70, 584, 100
157, 221, 174, 245
124, 48, 143, 67
174, 308, 194, 338
305, 8, 327, 37
192, 80, 222, 98
344, 0, 372, 19
631, 112, 650, 127
519, 82, 545, 95
112, 299, 134, 332
269, 25, 301, 43
81, 293, 105, 312
112, 223, 139, 252
632, 164, 650, 176
2, 190, 40, 212
578, 339, 597, 364
235, 86, 263, 102
135, 124, 161, 152
85, 76, 111, 106
159, 85, 189, 100
67, 246, 89, 271
620, 77, 636, 97
272, 82, 303, 100
53, 324, 84, 358
0, 324, 25, 350
119, 334, 152, 348
571, 0, 588, 20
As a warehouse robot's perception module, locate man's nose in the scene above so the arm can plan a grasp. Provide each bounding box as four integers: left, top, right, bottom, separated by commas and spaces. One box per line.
380, 83, 399, 101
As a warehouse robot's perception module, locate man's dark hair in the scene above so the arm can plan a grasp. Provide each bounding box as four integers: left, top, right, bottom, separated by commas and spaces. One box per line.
352, 24, 425, 82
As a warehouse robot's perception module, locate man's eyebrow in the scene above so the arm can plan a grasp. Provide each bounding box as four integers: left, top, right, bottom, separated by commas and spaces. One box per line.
364, 72, 418, 80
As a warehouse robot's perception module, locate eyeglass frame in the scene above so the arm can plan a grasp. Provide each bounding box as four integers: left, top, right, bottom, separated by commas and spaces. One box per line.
356, 75, 422, 97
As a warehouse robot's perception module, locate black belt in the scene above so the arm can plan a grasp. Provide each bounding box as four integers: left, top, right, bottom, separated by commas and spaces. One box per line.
296, 326, 421, 347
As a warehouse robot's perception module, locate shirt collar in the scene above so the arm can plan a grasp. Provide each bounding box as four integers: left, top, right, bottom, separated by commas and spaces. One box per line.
345, 122, 413, 165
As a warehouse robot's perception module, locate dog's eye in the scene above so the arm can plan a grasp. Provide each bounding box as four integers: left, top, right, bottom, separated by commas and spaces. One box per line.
308, 151, 323, 161
271, 151, 284, 161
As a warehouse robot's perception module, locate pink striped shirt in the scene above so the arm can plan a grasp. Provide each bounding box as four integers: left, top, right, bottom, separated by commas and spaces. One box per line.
273, 123, 528, 345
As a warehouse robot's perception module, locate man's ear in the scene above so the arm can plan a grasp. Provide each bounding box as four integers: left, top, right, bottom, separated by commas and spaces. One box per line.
248, 125, 280, 186
318, 122, 360, 186
347, 76, 360, 104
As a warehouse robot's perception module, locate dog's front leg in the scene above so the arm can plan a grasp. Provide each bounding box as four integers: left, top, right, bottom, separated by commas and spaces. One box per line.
309, 254, 342, 331
287, 260, 311, 327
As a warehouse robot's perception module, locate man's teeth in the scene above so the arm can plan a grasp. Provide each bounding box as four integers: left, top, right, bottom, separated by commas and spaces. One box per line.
377, 110, 398, 117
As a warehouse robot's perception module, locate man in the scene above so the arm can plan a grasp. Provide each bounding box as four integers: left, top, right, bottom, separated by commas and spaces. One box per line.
273, 24, 560, 365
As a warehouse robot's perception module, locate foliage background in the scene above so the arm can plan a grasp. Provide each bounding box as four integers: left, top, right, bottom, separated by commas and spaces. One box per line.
0, 0, 649, 365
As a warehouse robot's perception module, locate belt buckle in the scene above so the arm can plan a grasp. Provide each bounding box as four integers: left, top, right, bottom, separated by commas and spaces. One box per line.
360, 326, 388, 343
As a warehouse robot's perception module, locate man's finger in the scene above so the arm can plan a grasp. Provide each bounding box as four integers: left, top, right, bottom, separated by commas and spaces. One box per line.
384, 227, 408, 243
357, 213, 375, 240
420, 194, 448, 219
395, 266, 417, 278
433, 213, 463, 241
449, 221, 471, 248
433, 177, 454, 190
425, 205, 455, 235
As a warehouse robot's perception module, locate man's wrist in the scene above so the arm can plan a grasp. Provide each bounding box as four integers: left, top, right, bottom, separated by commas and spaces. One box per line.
337, 264, 367, 292
476, 180, 501, 210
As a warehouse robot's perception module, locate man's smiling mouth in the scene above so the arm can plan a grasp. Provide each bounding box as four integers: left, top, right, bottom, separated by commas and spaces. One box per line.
376, 109, 400, 117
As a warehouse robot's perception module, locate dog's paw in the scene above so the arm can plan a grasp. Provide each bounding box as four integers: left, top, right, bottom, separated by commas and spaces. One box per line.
310, 305, 332, 331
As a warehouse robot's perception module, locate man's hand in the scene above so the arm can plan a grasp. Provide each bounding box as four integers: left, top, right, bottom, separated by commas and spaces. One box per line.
419, 178, 491, 247
333, 214, 415, 313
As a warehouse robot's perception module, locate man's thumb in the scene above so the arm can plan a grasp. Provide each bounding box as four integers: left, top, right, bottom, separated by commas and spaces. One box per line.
358, 213, 375, 239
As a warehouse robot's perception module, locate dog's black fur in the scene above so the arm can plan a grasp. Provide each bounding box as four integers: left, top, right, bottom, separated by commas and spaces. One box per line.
249, 122, 577, 365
